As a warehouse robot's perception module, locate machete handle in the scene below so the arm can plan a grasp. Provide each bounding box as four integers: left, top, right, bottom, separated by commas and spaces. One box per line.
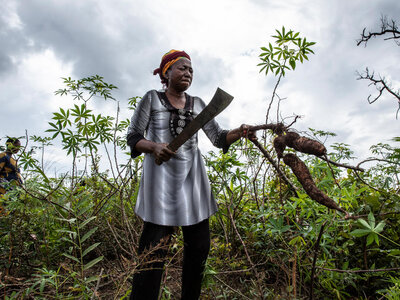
155, 157, 162, 165
154, 144, 174, 166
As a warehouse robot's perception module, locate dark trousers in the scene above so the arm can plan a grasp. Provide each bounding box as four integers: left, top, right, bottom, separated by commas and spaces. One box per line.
130, 219, 210, 300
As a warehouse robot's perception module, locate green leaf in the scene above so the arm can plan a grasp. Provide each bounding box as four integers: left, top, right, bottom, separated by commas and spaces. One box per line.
63, 253, 80, 263
389, 249, 400, 257
374, 233, 380, 246
62, 217, 77, 224
368, 212, 376, 228
350, 229, 371, 237
58, 229, 77, 237
374, 221, 385, 233
358, 218, 371, 229
85, 276, 100, 283
40, 279, 46, 293
288, 236, 305, 246
76, 204, 92, 217
79, 216, 97, 229
289, 59, 296, 70
81, 227, 98, 244
82, 242, 101, 257
83, 256, 103, 270
366, 233, 375, 246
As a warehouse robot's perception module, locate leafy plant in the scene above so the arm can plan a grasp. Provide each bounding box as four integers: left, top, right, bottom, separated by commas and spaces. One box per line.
258, 26, 315, 76
350, 212, 385, 246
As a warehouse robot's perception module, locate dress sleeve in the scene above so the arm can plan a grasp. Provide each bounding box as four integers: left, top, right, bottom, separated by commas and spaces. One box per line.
127, 91, 153, 158
196, 97, 230, 154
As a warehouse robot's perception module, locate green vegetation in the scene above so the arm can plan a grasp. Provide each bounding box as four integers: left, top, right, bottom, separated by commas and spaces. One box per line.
1, 28, 399, 299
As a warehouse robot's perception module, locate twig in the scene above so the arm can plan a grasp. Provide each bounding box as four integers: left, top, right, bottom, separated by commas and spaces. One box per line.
18, 174, 74, 216
226, 194, 254, 268
357, 16, 400, 46
266, 71, 284, 124
357, 157, 400, 168
113, 101, 121, 179
352, 169, 389, 195
356, 67, 400, 118
319, 156, 365, 172
310, 221, 327, 300
324, 155, 342, 190
286, 115, 301, 128
91, 268, 104, 300
214, 275, 253, 300
251, 140, 297, 192
316, 267, 400, 273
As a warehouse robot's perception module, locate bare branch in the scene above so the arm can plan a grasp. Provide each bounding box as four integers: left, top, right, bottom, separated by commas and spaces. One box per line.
357, 157, 400, 168
318, 156, 365, 172
251, 139, 298, 192
266, 72, 284, 123
357, 68, 400, 118
357, 16, 400, 46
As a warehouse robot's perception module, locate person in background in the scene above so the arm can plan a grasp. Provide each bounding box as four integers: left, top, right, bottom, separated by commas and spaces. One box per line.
0, 138, 23, 198
127, 49, 256, 299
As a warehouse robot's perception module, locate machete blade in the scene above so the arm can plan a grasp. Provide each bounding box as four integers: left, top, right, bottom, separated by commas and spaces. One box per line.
167, 87, 234, 152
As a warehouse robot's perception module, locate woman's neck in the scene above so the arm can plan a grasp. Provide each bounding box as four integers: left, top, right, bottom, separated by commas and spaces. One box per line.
165, 88, 186, 109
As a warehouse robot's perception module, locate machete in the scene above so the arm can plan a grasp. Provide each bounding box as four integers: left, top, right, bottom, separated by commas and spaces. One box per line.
156, 87, 234, 165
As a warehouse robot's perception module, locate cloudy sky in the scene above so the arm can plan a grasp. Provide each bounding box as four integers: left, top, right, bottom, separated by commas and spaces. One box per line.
1, 0, 399, 172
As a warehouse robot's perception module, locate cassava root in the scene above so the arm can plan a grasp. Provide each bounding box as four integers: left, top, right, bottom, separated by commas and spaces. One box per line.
283, 153, 346, 214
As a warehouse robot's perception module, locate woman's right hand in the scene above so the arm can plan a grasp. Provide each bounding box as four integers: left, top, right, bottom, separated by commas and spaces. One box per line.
135, 139, 175, 165
153, 143, 175, 164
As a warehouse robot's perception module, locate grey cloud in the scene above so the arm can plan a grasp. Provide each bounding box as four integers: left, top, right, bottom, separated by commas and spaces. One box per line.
0, 52, 12, 75
189, 53, 228, 96
11, 0, 161, 99
0, 12, 30, 76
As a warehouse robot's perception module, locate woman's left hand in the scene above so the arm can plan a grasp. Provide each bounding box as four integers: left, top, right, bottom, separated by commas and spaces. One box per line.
239, 124, 257, 141
226, 124, 258, 145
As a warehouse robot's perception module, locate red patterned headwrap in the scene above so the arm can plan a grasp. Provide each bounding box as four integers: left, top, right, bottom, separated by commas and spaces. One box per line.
153, 49, 191, 84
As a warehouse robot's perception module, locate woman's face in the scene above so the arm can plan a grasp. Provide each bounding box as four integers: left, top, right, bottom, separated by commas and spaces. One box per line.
166, 58, 193, 91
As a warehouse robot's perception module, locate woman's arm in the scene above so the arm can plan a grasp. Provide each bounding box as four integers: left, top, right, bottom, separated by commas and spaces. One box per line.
226, 124, 257, 146
135, 139, 175, 162
127, 91, 153, 158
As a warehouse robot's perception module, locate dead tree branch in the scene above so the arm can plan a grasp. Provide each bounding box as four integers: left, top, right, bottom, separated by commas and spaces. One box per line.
357, 16, 400, 46
356, 17, 400, 118
356, 68, 400, 107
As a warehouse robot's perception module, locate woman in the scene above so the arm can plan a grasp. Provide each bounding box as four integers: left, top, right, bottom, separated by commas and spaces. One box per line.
127, 50, 255, 299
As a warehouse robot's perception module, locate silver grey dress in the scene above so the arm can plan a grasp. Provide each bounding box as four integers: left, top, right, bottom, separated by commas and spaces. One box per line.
127, 90, 229, 226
